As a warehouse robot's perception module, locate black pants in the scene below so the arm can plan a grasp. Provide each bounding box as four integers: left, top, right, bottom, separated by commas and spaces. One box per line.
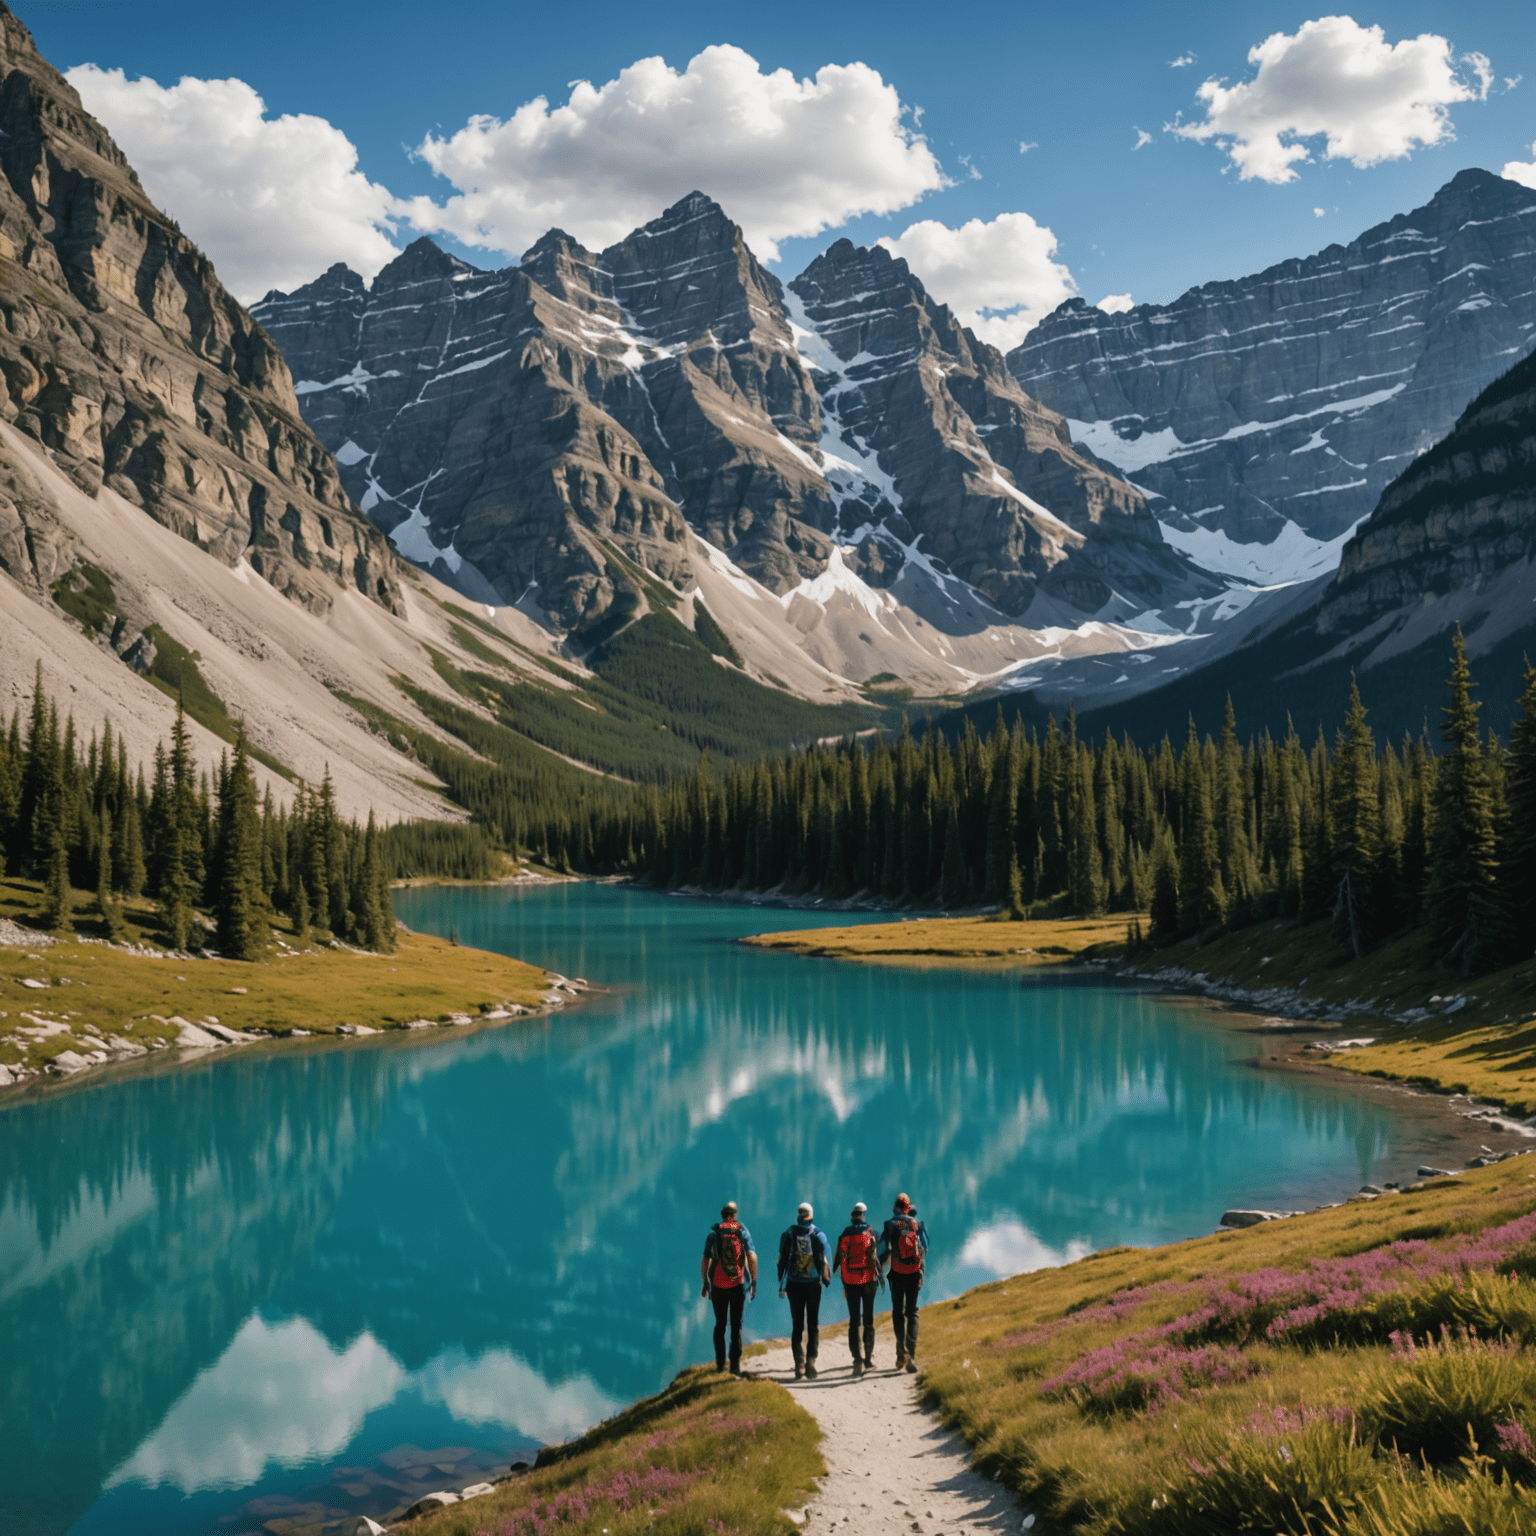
786, 1283, 822, 1366
711, 1285, 746, 1367
890, 1271, 921, 1357
844, 1280, 877, 1362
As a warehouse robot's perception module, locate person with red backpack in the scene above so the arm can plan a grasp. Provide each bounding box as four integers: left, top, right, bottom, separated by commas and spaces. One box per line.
878, 1192, 929, 1373
832, 1201, 883, 1377
700, 1200, 757, 1375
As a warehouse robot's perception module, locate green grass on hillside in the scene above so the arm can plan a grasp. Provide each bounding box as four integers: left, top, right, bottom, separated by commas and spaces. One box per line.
409, 1366, 821, 1536
915, 1162, 1536, 1535
0, 875, 550, 1076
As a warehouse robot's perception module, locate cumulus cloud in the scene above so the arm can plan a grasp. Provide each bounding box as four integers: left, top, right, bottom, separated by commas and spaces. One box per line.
67, 65, 402, 301
1133, 128, 1153, 150
1504, 142, 1536, 190
402, 45, 946, 262
1097, 293, 1134, 313
1169, 16, 1493, 183
877, 211, 1077, 351
1169, 53, 1197, 69
1314, 206, 1327, 216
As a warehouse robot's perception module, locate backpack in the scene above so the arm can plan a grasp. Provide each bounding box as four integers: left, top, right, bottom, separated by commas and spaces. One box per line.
788, 1228, 816, 1281
712, 1221, 746, 1288
891, 1214, 923, 1274
841, 1227, 877, 1284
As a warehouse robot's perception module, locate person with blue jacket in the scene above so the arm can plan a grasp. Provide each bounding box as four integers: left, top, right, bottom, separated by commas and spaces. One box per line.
700, 1200, 757, 1376
776, 1201, 831, 1379
878, 1192, 929, 1373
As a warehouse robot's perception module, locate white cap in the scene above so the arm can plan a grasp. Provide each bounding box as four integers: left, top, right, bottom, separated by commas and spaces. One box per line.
797, 1202, 813, 1219
852, 1201, 867, 1214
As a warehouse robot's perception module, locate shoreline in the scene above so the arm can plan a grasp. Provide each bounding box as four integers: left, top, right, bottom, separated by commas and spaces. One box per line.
0, 912, 596, 1102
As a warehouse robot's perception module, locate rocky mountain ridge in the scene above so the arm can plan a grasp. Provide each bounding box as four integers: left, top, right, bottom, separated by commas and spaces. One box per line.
255, 195, 1221, 647
1010, 169, 1536, 587
0, 1, 403, 657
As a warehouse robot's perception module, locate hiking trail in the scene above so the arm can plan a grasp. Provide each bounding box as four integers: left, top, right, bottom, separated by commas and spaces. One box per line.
755, 1335, 1022, 1536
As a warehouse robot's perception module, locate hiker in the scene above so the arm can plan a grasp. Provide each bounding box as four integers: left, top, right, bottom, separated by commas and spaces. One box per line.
879, 1192, 929, 1373
700, 1200, 757, 1375
777, 1200, 831, 1380
832, 1200, 882, 1376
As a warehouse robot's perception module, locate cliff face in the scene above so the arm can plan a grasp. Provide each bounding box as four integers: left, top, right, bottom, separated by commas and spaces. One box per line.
1319, 345, 1536, 635
1010, 170, 1536, 585
0, 3, 403, 624
258, 196, 1204, 632
787, 240, 1202, 617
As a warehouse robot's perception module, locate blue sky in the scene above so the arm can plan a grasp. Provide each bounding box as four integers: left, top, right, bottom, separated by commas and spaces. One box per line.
25, 2, 1536, 339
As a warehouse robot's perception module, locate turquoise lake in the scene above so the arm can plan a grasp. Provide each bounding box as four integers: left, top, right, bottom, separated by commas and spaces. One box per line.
1, 883, 1444, 1534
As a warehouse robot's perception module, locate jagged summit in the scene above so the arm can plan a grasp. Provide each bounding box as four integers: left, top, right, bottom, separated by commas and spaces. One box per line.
1011, 168, 1536, 585
255, 194, 1205, 642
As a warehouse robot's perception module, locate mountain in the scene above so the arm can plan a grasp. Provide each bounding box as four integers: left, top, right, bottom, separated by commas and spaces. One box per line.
253, 196, 1227, 668
0, 4, 883, 830
1009, 169, 1536, 587
0, 6, 401, 624
1033, 341, 1536, 746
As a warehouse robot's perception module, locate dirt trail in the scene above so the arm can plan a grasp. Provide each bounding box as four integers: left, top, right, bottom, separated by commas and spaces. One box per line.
755, 1329, 1021, 1536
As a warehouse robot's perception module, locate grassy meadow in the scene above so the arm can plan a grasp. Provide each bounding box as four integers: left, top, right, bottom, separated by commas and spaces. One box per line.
741, 912, 1133, 969
0, 875, 553, 1079
913, 1160, 1536, 1534
407, 1365, 821, 1536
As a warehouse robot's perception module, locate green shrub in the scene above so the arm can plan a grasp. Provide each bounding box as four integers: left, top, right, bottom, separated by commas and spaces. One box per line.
1094, 1416, 1380, 1536
1356, 1331, 1535, 1468
1333, 1450, 1536, 1536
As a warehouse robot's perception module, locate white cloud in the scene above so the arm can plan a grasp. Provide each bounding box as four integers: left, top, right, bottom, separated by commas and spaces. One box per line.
402, 45, 946, 263
1504, 75, 1523, 93
955, 1218, 1091, 1277
1097, 293, 1134, 313
1019, 140, 1039, 154
1504, 142, 1536, 190
108, 1316, 405, 1493
67, 66, 402, 301
1314, 205, 1327, 216
877, 211, 1077, 351
1133, 128, 1153, 150
1170, 53, 1197, 69
1169, 16, 1493, 184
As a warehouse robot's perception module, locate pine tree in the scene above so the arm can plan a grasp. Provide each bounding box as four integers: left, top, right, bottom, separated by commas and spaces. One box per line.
95, 807, 124, 940
358, 812, 395, 951
939, 804, 967, 910
1149, 825, 1180, 941
1329, 677, 1381, 958
1426, 628, 1504, 973
1504, 657, 1536, 959
215, 738, 267, 960
1006, 849, 1025, 920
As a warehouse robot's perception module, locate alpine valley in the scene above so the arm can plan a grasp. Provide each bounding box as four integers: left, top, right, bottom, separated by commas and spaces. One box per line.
0, 0, 1534, 817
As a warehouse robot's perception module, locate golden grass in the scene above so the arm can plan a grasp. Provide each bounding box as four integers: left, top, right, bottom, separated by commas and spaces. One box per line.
0, 875, 551, 1074
912, 1161, 1536, 1533
410, 1364, 820, 1536
741, 912, 1134, 969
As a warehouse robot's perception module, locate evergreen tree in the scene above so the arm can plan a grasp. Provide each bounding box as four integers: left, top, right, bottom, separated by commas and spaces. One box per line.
1149, 825, 1180, 941
1426, 628, 1504, 973
215, 738, 267, 960
1329, 677, 1382, 958
1504, 657, 1536, 958
96, 807, 124, 940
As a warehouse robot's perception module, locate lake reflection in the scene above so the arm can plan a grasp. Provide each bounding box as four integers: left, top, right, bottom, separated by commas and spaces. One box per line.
2, 884, 1403, 1534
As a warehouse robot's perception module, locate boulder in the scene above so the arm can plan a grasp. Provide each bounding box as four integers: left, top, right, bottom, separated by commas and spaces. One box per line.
402, 1492, 460, 1518
1417, 1166, 1456, 1178
460, 1482, 495, 1497
1219, 1210, 1284, 1229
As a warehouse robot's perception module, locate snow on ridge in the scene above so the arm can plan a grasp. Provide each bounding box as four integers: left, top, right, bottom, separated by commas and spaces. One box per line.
1159, 515, 1363, 586
388, 505, 463, 574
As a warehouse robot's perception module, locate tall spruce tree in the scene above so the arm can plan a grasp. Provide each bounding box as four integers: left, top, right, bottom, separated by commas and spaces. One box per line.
215, 738, 267, 960
1504, 657, 1536, 959
1329, 677, 1382, 958
1426, 628, 1504, 973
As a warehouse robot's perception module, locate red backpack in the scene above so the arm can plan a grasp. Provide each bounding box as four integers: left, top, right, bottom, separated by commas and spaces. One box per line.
711, 1221, 747, 1288
841, 1227, 878, 1284
891, 1214, 923, 1274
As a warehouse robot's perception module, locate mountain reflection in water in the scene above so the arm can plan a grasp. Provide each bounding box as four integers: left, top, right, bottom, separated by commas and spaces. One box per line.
1, 884, 1402, 1535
